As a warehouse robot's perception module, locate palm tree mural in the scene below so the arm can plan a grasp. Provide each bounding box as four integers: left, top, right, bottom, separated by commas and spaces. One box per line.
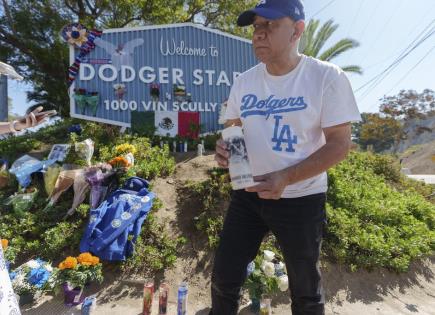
299, 19, 362, 74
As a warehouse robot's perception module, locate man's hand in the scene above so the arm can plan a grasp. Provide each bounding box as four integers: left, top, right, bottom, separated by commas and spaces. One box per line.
245, 168, 292, 200
215, 139, 230, 168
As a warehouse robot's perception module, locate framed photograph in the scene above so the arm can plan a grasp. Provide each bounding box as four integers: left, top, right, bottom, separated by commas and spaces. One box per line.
48, 144, 71, 162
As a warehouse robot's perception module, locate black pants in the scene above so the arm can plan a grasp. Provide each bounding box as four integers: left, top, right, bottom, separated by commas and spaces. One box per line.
210, 190, 326, 315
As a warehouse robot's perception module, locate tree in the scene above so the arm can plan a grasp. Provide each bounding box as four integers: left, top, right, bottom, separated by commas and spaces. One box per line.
299, 19, 362, 74
0, 0, 257, 117
353, 112, 403, 153
380, 89, 435, 121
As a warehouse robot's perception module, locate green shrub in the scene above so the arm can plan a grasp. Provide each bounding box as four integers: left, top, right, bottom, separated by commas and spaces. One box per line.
99, 135, 176, 180
122, 213, 186, 274
0, 122, 178, 275
325, 151, 435, 272
0, 136, 42, 162
185, 152, 434, 273
42, 221, 84, 258
187, 168, 231, 248
0, 119, 74, 162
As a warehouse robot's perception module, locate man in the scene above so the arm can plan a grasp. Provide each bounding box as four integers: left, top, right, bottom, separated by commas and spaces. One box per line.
212, 0, 361, 314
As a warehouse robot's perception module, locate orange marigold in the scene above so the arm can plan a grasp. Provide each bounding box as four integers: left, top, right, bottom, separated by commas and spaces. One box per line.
91, 256, 100, 265
77, 252, 93, 264
1, 239, 8, 250
59, 256, 78, 270
108, 156, 130, 168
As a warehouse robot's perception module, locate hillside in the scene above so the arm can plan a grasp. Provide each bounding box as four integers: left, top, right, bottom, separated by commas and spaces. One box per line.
400, 140, 435, 175
0, 120, 433, 315
21, 154, 435, 315
396, 115, 435, 154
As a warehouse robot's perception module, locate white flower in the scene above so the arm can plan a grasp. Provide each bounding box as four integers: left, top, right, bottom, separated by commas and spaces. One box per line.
263, 250, 275, 262
261, 261, 275, 277
125, 152, 134, 166
26, 260, 40, 269
276, 261, 285, 271
278, 275, 289, 292
44, 264, 53, 272
275, 261, 285, 276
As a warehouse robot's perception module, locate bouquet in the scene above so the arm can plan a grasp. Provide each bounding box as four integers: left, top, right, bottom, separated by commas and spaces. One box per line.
56, 253, 103, 289
115, 143, 137, 166
4, 187, 39, 216
244, 250, 289, 304
75, 139, 94, 166
9, 258, 56, 297
85, 163, 115, 209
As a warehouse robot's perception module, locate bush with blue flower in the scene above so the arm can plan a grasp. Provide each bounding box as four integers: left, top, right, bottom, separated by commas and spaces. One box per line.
9, 258, 56, 297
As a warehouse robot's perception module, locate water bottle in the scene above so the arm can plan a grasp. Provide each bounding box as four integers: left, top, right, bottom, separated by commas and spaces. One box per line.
177, 282, 188, 315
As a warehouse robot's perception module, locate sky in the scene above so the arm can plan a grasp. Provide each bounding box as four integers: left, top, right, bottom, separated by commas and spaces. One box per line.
6, 0, 435, 116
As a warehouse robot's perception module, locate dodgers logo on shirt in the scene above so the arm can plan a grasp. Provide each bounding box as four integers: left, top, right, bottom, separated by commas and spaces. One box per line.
271, 116, 298, 152
240, 94, 307, 119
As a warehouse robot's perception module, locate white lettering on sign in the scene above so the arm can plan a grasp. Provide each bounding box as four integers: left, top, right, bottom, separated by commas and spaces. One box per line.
80, 64, 240, 86
104, 100, 138, 111
139, 66, 157, 83
99, 64, 117, 82
121, 66, 135, 82
103, 100, 218, 112
192, 69, 204, 85
160, 38, 218, 57
80, 63, 95, 81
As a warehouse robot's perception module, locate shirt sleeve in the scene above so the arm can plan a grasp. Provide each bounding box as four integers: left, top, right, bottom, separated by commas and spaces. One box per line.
321, 71, 362, 128
224, 79, 241, 120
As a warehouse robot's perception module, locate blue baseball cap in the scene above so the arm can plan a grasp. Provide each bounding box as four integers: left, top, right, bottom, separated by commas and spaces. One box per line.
237, 0, 305, 27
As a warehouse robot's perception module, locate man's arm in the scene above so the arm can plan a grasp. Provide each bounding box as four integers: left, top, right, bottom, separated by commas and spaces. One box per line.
246, 123, 352, 199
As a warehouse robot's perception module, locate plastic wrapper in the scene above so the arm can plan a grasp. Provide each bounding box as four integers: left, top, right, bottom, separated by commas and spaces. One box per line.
48, 168, 89, 217
4, 188, 38, 216
85, 164, 115, 209
44, 164, 61, 196
9, 155, 57, 188
75, 139, 94, 166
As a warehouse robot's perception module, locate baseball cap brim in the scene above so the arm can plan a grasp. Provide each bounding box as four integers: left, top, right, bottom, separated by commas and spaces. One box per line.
237, 8, 288, 26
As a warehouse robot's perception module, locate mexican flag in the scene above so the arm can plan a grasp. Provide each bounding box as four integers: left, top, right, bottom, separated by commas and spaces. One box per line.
131, 111, 200, 138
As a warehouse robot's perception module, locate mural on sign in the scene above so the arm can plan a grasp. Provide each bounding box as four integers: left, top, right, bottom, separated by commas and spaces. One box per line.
95, 38, 144, 71
70, 23, 257, 134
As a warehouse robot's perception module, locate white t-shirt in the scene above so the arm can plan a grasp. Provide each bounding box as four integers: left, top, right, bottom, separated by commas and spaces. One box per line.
224, 55, 361, 198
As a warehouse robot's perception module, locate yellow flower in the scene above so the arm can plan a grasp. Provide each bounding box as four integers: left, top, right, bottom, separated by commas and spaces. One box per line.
59, 256, 78, 270
1, 239, 8, 250
115, 144, 137, 155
